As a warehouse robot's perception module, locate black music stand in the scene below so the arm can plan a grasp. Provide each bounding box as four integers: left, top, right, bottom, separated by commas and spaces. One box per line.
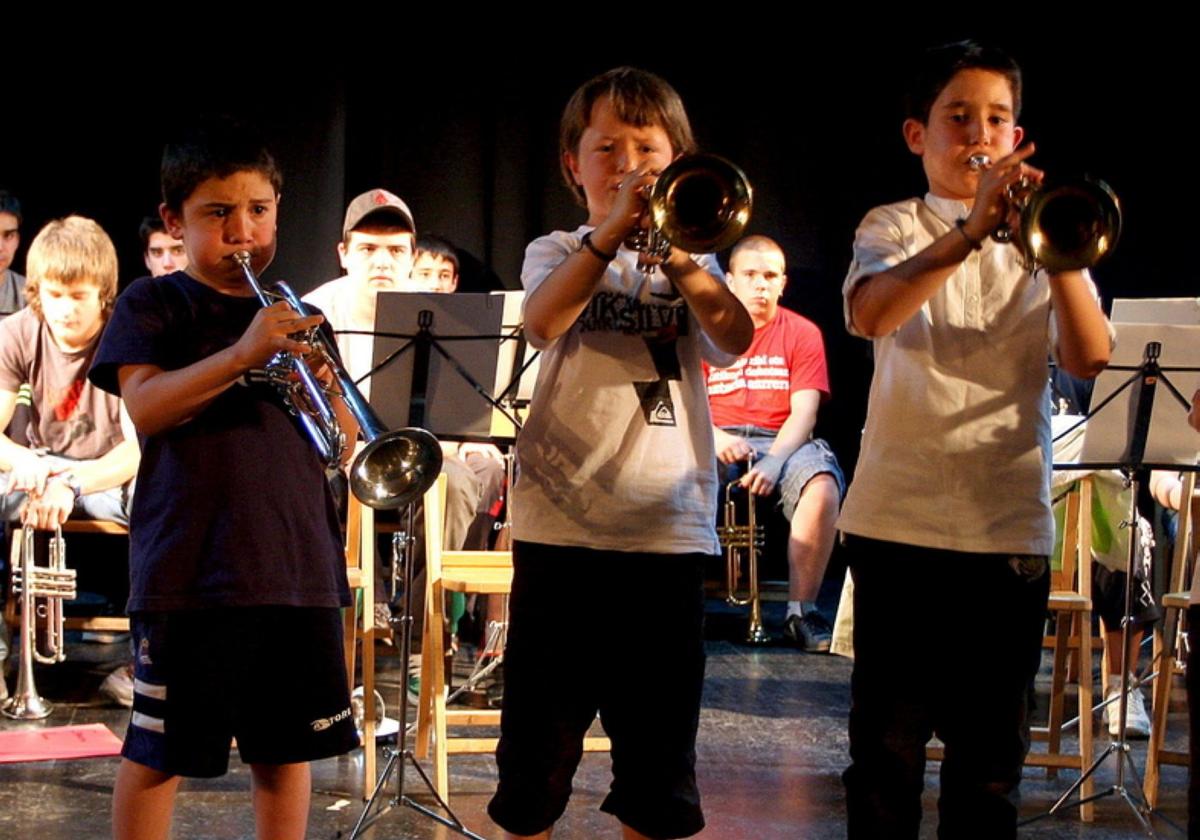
1027, 322, 1200, 835
365, 291, 530, 442
343, 292, 531, 840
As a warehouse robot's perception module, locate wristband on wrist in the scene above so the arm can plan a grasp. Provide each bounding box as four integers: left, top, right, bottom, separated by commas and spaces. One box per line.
53, 472, 83, 500
580, 231, 616, 263
955, 218, 983, 251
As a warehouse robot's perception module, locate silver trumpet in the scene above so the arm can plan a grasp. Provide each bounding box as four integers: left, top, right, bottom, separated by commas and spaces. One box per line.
232, 251, 442, 510
967, 154, 1122, 272
717, 458, 768, 645
626, 153, 754, 265
3, 526, 75, 720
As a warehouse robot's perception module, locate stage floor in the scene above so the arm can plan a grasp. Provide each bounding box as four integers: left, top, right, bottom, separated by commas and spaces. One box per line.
0, 605, 1190, 839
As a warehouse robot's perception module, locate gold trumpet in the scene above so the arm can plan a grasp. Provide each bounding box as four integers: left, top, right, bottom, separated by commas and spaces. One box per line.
717, 458, 768, 645
3, 526, 75, 720
232, 252, 442, 510
626, 153, 754, 263
967, 154, 1122, 272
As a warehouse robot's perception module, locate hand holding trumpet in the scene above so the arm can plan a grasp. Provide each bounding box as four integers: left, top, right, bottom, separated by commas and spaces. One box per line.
230, 300, 324, 373
963, 143, 1043, 243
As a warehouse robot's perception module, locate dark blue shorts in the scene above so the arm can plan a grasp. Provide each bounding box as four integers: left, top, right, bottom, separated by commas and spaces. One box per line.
121, 606, 359, 778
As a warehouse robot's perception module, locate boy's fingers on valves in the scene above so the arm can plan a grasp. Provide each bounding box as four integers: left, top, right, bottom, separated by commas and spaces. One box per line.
611, 167, 659, 232
238, 303, 323, 368
969, 144, 1043, 236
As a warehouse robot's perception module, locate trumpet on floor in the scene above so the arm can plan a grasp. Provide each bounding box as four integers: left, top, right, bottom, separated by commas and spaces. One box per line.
717, 462, 768, 645
967, 154, 1121, 272
3, 526, 75, 720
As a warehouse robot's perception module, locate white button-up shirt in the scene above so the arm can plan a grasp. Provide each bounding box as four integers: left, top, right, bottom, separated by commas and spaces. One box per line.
837, 193, 1084, 556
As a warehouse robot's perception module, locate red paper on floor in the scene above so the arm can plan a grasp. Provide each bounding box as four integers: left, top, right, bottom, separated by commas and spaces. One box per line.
0, 723, 123, 763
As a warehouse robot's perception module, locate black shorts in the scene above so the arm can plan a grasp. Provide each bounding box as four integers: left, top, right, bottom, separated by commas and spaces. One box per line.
487, 541, 707, 839
1091, 563, 1161, 629
121, 606, 359, 778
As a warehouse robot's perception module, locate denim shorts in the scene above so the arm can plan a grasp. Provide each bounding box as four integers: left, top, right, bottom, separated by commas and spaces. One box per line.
719, 426, 845, 519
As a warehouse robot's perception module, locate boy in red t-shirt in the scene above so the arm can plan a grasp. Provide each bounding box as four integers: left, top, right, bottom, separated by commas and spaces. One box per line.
704, 235, 844, 651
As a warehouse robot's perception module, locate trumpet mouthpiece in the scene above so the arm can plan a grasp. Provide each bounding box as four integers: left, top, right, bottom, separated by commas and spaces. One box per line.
967, 154, 991, 171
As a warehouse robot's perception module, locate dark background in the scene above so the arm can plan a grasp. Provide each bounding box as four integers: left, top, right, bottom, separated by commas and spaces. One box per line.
3, 28, 1187, 476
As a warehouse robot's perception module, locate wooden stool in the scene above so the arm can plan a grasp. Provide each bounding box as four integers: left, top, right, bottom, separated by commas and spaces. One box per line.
1023, 478, 1096, 822
414, 474, 609, 803
1144, 471, 1196, 808
342, 495, 380, 801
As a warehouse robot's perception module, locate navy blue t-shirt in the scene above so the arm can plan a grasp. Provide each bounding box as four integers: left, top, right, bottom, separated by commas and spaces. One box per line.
89, 271, 351, 612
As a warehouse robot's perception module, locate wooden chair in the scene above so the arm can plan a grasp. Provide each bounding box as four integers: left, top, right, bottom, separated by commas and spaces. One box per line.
414, 473, 609, 803
1023, 477, 1096, 822
1143, 471, 1196, 808
342, 495, 378, 800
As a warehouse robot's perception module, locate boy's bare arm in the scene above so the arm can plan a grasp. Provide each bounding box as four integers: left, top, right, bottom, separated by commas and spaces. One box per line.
21, 439, 140, 530
851, 146, 1039, 337
525, 166, 751, 353
849, 232, 974, 337
58, 405, 140, 494
663, 254, 753, 355
741, 389, 821, 496
524, 170, 657, 345
1047, 271, 1111, 378
0, 389, 55, 493
119, 302, 322, 436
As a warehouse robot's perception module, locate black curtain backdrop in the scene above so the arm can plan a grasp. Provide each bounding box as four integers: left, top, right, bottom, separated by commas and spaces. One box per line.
3, 27, 1187, 479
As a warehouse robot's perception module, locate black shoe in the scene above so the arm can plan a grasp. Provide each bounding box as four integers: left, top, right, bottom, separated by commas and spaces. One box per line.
783, 612, 832, 653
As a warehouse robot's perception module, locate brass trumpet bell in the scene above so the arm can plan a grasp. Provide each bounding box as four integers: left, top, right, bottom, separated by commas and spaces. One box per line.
349, 427, 444, 510
1021, 177, 1122, 273
648, 153, 754, 253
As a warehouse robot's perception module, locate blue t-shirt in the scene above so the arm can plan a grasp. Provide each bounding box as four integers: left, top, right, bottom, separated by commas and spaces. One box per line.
89, 271, 350, 612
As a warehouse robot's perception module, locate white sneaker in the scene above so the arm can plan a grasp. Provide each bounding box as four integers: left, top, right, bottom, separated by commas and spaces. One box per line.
99, 664, 134, 709
1105, 682, 1151, 739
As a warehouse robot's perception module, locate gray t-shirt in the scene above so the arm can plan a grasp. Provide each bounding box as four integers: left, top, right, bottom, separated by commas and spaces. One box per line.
511, 226, 734, 555
0, 269, 27, 318
0, 307, 123, 459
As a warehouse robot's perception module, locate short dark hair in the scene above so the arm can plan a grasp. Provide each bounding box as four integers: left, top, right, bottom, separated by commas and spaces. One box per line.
729, 235, 785, 273
904, 41, 1023, 124
559, 67, 697, 207
415, 235, 459, 274
0, 190, 22, 225
138, 215, 167, 252
161, 116, 283, 213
